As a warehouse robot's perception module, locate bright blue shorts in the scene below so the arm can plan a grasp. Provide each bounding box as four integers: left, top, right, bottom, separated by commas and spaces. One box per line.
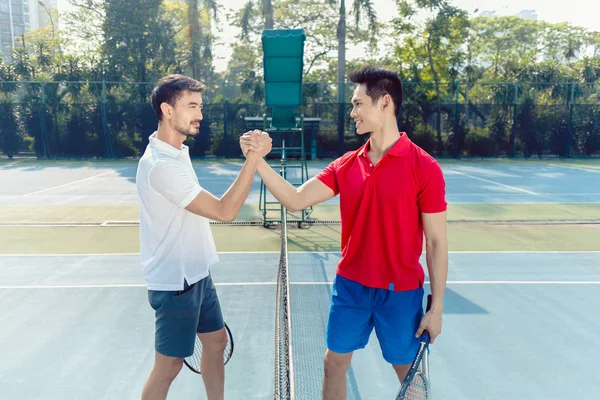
326, 274, 424, 365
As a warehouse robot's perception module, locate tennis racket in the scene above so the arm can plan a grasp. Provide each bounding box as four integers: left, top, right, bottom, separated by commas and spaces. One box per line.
183, 323, 234, 374
395, 294, 432, 400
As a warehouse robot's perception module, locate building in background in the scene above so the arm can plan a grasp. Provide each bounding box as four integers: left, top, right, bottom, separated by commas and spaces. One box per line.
516, 10, 538, 21
0, 0, 57, 61
478, 9, 539, 22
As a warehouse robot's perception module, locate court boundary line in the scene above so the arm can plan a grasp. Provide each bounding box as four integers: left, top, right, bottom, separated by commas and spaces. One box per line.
449, 201, 600, 204
446, 193, 600, 196
291, 281, 600, 285
0, 161, 19, 169
23, 168, 127, 197
2, 217, 599, 227
0, 250, 599, 257
2, 280, 600, 289
447, 169, 539, 196
547, 163, 600, 173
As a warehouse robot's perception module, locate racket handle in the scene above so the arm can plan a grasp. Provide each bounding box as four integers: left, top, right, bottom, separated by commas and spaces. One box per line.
422, 294, 433, 341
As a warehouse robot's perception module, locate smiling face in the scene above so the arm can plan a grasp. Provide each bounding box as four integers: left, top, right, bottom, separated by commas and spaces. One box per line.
166, 90, 204, 138
350, 83, 385, 136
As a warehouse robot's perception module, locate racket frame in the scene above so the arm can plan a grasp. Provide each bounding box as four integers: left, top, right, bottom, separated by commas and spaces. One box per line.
395, 294, 433, 400
183, 322, 234, 375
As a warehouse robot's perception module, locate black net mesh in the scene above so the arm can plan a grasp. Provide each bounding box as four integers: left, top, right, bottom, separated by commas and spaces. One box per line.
274, 160, 294, 399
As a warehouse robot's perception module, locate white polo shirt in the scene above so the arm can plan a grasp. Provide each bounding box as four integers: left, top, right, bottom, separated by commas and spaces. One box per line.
136, 132, 218, 291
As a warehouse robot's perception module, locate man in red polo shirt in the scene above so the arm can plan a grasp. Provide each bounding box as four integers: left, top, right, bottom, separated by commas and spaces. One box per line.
240, 66, 448, 399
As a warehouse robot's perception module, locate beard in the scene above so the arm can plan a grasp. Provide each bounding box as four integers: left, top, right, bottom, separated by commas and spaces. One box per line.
175, 121, 201, 138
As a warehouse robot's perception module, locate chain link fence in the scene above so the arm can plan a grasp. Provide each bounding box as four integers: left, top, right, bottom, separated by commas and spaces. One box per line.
1, 80, 598, 159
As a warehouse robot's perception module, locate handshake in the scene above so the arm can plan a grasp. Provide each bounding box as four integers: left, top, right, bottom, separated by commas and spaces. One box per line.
239, 130, 273, 159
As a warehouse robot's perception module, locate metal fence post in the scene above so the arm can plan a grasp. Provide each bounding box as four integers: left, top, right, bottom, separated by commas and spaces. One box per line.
39, 82, 50, 158
567, 82, 575, 158
223, 99, 228, 157
453, 81, 460, 158
100, 80, 113, 158
511, 82, 519, 157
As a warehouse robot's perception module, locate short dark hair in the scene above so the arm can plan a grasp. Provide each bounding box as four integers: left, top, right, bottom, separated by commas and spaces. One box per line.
348, 66, 403, 116
150, 74, 206, 121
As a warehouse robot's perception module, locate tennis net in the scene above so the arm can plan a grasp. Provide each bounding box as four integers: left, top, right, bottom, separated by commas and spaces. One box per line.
274, 160, 295, 399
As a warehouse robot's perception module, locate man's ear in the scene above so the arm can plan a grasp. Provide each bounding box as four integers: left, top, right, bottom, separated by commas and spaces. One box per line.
160, 102, 172, 119
381, 94, 392, 112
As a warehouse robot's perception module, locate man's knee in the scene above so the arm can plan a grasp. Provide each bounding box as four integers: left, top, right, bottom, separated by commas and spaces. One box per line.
323, 349, 352, 378
198, 328, 227, 354
392, 363, 411, 382
153, 354, 184, 382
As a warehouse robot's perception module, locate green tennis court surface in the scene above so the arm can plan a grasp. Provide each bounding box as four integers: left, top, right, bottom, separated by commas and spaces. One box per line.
1, 158, 599, 399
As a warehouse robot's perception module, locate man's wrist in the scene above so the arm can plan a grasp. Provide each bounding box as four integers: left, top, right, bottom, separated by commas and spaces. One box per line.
255, 157, 268, 173
245, 152, 261, 164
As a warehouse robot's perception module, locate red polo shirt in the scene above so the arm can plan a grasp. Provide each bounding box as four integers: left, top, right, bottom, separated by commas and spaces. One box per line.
316, 133, 447, 291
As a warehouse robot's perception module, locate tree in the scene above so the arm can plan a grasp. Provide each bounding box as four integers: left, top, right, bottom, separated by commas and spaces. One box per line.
183, 0, 218, 81
102, 0, 177, 90
394, 0, 468, 153
240, 0, 275, 37
331, 0, 378, 153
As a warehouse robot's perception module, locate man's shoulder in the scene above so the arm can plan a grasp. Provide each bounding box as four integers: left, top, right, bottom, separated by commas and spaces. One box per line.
330, 149, 360, 169
407, 141, 441, 168
137, 152, 179, 188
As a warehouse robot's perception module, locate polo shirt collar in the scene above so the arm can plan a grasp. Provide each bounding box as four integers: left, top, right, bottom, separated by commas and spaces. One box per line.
358, 132, 410, 158
149, 131, 188, 158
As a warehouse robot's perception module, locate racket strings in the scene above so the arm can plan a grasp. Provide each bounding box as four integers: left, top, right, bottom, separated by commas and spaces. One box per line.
404, 373, 429, 400
184, 327, 233, 373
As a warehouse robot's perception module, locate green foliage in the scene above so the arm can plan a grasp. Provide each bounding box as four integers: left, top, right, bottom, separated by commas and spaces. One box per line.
0, 100, 22, 158
102, 0, 177, 85
409, 123, 436, 155
1, 1, 600, 158
464, 126, 497, 157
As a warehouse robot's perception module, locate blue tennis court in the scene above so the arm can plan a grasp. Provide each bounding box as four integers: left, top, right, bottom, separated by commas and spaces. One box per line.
1, 251, 599, 399
1, 159, 599, 399
1, 160, 599, 206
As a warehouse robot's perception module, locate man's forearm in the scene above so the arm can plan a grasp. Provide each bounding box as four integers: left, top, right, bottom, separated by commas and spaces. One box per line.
256, 159, 300, 211
219, 156, 259, 220
426, 238, 448, 313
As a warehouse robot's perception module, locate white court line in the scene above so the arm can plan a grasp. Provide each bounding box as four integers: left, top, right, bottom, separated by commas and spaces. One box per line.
1, 250, 600, 257
292, 281, 600, 285
0, 251, 282, 257
2, 280, 600, 289
0, 253, 142, 257
23, 169, 126, 196
547, 163, 600, 173
447, 193, 600, 196
447, 169, 539, 196
450, 201, 600, 204
0, 283, 276, 289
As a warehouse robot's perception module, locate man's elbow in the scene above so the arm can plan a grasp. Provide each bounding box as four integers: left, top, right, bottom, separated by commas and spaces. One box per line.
220, 208, 237, 222
286, 203, 301, 213
426, 236, 447, 251
216, 214, 235, 223
285, 198, 305, 213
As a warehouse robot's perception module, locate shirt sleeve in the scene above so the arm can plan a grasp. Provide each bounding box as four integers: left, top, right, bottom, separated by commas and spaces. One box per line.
148, 161, 203, 208
417, 159, 447, 214
315, 159, 340, 196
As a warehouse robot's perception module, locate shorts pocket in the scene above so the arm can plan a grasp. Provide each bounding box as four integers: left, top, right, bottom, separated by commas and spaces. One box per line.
173, 282, 195, 297
148, 290, 170, 311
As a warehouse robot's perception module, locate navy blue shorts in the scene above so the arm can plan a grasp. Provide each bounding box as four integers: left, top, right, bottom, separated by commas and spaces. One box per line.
326, 274, 424, 365
148, 274, 224, 358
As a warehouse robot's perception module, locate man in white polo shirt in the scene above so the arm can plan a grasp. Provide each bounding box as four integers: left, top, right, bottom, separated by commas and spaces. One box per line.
136, 74, 271, 400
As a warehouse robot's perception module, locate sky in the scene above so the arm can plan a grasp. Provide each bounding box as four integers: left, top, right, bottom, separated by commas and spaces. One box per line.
56, 0, 600, 73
